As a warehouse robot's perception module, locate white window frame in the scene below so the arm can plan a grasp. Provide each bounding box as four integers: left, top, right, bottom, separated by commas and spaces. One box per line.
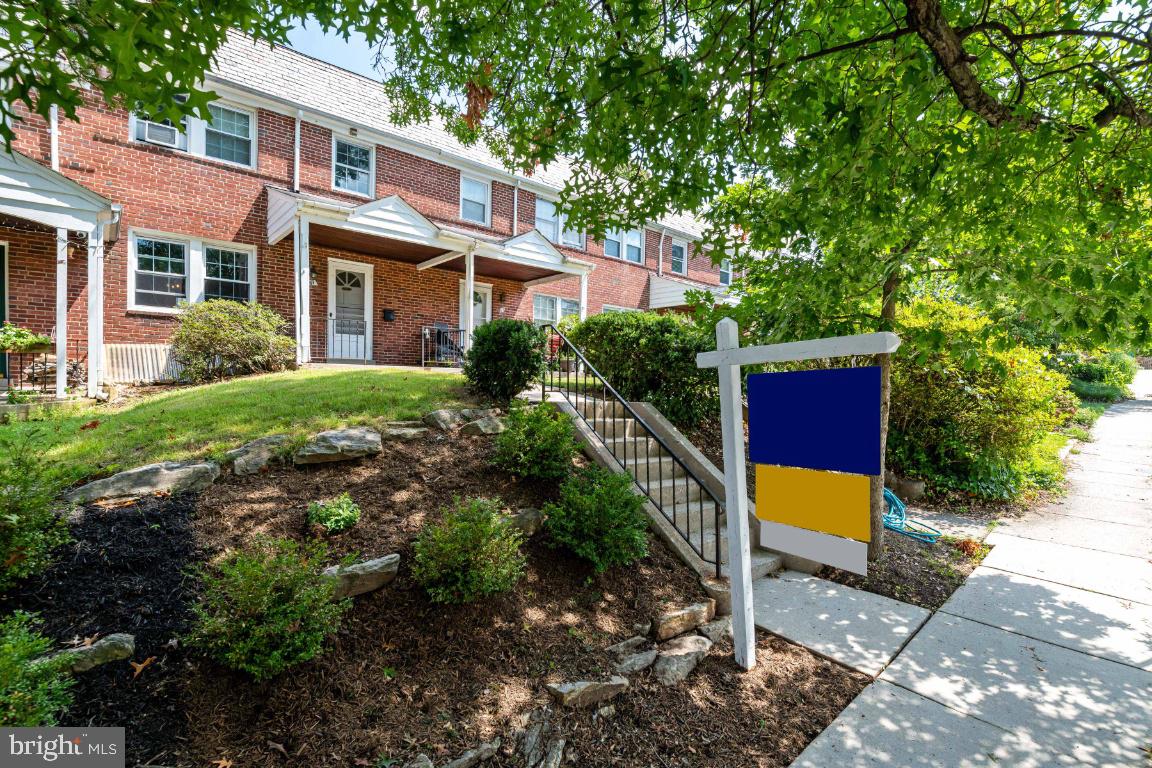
332, 136, 376, 198
719, 257, 732, 286
603, 230, 623, 259
535, 197, 584, 250
532, 294, 581, 326
624, 229, 645, 264
535, 198, 560, 243
127, 228, 257, 315
601, 304, 641, 313
459, 175, 492, 226
670, 238, 689, 275
129, 99, 257, 169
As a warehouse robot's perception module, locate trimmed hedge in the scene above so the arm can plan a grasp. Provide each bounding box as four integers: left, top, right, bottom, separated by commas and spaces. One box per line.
566, 312, 716, 427
171, 300, 296, 382
463, 319, 547, 403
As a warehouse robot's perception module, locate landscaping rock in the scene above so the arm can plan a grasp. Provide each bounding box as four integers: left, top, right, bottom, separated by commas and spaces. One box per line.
596, 705, 616, 719
700, 577, 732, 616
519, 712, 552, 767
460, 415, 505, 436
225, 435, 291, 476
605, 636, 648, 659
505, 507, 544, 537
443, 739, 500, 768
541, 739, 565, 768
889, 474, 927, 503
632, 621, 652, 636
294, 427, 382, 465
403, 756, 434, 768
698, 616, 733, 643
546, 677, 629, 708
652, 600, 715, 640
423, 409, 465, 430
461, 408, 500, 421
55, 633, 135, 674
615, 649, 657, 675
382, 427, 429, 441
653, 635, 713, 685
67, 461, 220, 503
322, 554, 400, 599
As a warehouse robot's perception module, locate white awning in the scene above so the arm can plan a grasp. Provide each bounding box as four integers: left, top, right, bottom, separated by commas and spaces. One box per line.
0, 149, 118, 234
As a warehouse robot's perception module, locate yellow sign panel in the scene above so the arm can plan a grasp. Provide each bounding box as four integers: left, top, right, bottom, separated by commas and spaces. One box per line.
754, 464, 871, 542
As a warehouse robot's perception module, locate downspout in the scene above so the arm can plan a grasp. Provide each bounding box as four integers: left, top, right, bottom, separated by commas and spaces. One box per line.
512, 180, 521, 234
292, 110, 303, 192
49, 104, 60, 171
657, 228, 667, 276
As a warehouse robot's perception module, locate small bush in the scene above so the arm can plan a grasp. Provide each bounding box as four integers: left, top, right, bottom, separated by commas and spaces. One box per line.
0, 434, 69, 591
191, 538, 350, 680
171, 300, 297, 382
306, 493, 362, 533
1070, 378, 1128, 403
0, 612, 74, 727
463, 319, 547, 403
493, 404, 580, 482
544, 467, 649, 574
412, 497, 526, 604
566, 312, 716, 427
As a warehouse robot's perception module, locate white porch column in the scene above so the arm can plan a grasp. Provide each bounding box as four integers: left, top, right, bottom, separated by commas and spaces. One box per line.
54, 228, 68, 398
294, 216, 312, 363
462, 249, 475, 352
578, 271, 589, 321
85, 225, 105, 398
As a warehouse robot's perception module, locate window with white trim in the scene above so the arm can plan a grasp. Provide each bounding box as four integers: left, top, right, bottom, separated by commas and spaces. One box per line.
601, 305, 641, 313
333, 138, 373, 196
460, 176, 490, 224
205, 104, 252, 165
134, 237, 188, 309
132, 99, 257, 167
535, 198, 584, 249
532, 294, 581, 326
624, 229, 645, 263
130, 231, 255, 313
670, 239, 688, 274
604, 230, 622, 259
719, 257, 732, 286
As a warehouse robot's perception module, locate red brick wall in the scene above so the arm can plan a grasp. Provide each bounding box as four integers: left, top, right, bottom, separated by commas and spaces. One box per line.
0, 218, 89, 344
6, 89, 724, 367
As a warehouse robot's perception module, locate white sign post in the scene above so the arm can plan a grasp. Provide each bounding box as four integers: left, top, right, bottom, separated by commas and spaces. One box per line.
697, 318, 901, 670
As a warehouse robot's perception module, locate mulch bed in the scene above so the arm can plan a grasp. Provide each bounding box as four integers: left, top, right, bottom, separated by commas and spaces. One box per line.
3, 431, 867, 767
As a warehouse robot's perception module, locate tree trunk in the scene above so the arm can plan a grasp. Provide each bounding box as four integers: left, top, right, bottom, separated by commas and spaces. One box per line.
868, 271, 900, 561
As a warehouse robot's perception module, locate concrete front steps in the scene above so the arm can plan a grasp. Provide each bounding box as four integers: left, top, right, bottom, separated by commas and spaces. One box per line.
550, 391, 782, 581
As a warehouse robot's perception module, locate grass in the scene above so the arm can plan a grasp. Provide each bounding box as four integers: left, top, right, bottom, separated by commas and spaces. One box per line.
1070, 378, 1128, 403
3, 368, 470, 487
1022, 431, 1068, 491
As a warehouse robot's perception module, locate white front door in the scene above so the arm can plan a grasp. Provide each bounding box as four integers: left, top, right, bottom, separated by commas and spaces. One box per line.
328, 259, 373, 361
459, 282, 493, 332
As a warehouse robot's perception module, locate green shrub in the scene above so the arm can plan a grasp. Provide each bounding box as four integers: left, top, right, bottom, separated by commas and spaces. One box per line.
462, 319, 547, 403
307, 492, 362, 533
544, 467, 649, 573
567, 312, 716, 427
412, 497, 526, 604
1070, 378, 1128, 403
888, 299, 1074, 500
493, 404, 580, 482
171, 300, 297, 382
0, 434, 69, 591
191, 538, 350, 680
0, 323, 52, 352
0, 612, 74, 727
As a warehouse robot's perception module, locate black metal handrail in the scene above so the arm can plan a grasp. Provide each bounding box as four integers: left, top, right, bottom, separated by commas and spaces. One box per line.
422, 325, 466, 367
1, 339, 88, 396
542, 324, 723, 577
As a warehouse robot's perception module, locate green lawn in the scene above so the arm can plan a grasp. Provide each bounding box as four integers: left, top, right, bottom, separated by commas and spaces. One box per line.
4, 368, 470, 486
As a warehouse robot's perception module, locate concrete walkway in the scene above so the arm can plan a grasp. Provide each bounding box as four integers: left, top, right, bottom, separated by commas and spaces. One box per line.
795, 370, 1152, 767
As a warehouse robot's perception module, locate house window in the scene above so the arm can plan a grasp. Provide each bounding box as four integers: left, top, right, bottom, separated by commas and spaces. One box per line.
334, 138, 373, 196
719, 257, 732, 286
601, 305, 640, 313
460, 176, 490, 225
604, 231, 622, 259
624, 229, 645, 263
134, 237, 188, 309
133, 96, 189, 151
670, 239, 687, 274
532, 294, 581, 326
205, 247, 253, 301
205, 104, 253, 166
535, 198, 560, 242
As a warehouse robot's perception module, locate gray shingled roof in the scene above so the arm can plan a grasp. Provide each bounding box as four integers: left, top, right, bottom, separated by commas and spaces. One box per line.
208, 34, 706, 239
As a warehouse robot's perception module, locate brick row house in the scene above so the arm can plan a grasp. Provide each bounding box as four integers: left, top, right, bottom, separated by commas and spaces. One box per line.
0, 34, 732, 398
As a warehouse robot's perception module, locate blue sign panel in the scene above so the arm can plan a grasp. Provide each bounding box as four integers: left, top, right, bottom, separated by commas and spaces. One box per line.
747, 366, 883, 476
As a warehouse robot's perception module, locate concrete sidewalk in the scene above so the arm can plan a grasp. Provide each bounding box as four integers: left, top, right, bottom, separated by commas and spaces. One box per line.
795, 370, 1152, 767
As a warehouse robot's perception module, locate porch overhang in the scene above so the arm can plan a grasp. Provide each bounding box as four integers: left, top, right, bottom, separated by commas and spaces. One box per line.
649, 272, 736, 310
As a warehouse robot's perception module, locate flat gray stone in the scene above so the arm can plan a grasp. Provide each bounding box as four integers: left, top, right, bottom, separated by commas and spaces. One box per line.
225, 434, 291, 476
540, 739, 565, 768
794, 681, 1047, 768
505, 507, 544, 537
67, 461, 220, 503
652, 634, 712, 685
382, 427, 428, 441
697, 616, 732, 643
881, 612, 1152, 766
461, 408, 500, 421
652, 600, 715, 641
443, 739, 500, 768
751, 571, 930, 676
995, 511, 1152, 558
423, 409, 465, 430
942, 566, 1152, 671
294, 427, 382, 464
322, 554, 400, 599
460, 415, 505, 435
614, 649, 657, 675
54, 633, 136, 674
546, 677, 628, 708
700, 577, 732, 616
605, 636, 647, 659
983, 533, 1152, 605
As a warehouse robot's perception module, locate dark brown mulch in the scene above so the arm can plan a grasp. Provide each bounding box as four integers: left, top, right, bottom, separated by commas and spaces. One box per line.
4, 431, 867, 768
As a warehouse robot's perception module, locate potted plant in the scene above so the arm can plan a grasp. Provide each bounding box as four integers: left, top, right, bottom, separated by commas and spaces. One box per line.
0, 323, 53, 354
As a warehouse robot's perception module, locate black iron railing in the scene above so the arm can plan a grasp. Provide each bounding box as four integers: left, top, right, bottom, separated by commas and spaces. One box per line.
1, 339, 88, 396
310, 318, 372, 362
543, 324, 723, 576
422, 325, 466, 367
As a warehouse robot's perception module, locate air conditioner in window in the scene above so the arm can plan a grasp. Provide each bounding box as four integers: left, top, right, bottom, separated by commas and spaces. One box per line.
142, 120, 181, 148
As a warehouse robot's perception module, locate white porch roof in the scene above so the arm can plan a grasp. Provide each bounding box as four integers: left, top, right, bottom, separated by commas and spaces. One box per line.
0, 149, 118, 234
649, 272, 736, 309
